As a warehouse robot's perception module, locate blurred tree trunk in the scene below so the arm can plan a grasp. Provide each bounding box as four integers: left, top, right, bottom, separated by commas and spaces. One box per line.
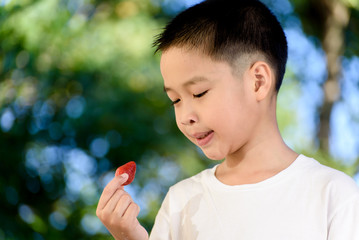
291, 0, 351, 152
317, 0, 350, 152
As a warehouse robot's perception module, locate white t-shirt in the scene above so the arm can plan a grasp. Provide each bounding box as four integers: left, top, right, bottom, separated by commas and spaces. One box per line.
149, 155, 359, 240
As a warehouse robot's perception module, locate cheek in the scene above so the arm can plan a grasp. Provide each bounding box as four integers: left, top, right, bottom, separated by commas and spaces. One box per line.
207, 100, 233, 125
210, 100, 246, 136
174, 109, 180, 127
174, 110, 185, 134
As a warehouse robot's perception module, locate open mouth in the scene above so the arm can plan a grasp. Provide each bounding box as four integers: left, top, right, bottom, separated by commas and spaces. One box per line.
195, 130, 214, 146
197, 131, 213, 139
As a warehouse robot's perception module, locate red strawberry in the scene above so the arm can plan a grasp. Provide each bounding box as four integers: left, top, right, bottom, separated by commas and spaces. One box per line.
115, 161, 136, 186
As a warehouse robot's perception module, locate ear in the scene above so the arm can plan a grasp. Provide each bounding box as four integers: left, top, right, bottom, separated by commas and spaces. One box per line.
249, 61, 274, 101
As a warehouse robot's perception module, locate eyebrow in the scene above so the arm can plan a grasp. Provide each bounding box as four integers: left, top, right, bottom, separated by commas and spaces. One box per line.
163, 76, 210, 92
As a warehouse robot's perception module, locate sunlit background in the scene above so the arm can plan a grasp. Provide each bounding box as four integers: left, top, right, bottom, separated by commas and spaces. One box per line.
1, 0, 358, 239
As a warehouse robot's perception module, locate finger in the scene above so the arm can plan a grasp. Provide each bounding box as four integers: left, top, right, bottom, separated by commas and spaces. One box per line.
122, 202, 140, 223
97, 173, 129, 211
101, 188, 128, 215
113, 193, 133, 218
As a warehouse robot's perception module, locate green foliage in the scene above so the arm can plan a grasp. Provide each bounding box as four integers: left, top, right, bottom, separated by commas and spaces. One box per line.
1, 0, 358, 239
0, 0, 205, 239
290, 0, 359, 57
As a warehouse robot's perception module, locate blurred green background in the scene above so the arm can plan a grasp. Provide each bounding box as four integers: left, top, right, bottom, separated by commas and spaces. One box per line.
0, 0, 358, 239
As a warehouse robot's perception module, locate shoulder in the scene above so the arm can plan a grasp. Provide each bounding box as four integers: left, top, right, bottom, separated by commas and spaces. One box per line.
300, 155, 358, 193
163, 166, 215, 209
298, 155, 359, 209
169, 166, 215, 195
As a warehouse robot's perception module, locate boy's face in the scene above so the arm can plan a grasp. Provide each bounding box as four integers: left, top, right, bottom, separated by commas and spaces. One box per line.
160, 47, 259, 160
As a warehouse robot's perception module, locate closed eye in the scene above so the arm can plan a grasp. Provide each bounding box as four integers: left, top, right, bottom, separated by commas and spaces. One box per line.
171, 99, 180, 105
193, 90, 208, 98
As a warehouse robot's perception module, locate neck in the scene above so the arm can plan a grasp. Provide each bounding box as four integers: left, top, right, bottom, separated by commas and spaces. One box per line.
216, 107, 298, 185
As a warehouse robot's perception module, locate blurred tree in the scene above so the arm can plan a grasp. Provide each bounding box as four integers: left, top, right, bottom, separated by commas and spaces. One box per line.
0, 0, 358, 239
291, 0, 359, 159
0, 0, 206, 239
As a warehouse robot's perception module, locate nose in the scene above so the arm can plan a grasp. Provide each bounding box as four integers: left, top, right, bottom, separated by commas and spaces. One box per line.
181, 117, 197, 125
176, 103, 198, 126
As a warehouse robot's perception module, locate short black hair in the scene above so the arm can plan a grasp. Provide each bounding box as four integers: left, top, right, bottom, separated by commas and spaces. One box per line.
153, 0, 288, 92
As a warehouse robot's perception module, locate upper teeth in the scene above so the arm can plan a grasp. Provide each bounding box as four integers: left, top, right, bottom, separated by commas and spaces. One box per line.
199, 132, 210, 139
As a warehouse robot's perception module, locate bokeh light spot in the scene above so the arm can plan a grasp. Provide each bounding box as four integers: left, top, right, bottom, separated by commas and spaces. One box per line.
90, 138, 110, 158
49, 211, 67, 230
1, 108, 15, 132
81, 214, 104, 235
65, 96, 86, 119
18, 204, 35, 224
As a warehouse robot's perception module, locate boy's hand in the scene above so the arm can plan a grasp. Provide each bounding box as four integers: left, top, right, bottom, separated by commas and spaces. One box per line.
96, 174, 148, 240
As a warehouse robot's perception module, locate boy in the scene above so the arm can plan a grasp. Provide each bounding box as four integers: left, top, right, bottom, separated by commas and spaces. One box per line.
96, 0, 359, 239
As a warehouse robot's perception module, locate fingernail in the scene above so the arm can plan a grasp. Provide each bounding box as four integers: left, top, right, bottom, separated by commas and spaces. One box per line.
120, 173, 129, 180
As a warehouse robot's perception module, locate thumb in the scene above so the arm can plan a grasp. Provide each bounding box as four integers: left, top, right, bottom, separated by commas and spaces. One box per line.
97, 173, 129, 211
117, 173, 129, 186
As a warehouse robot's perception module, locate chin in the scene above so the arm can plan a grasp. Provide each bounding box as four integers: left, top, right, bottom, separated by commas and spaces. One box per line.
203, 151, 226, 161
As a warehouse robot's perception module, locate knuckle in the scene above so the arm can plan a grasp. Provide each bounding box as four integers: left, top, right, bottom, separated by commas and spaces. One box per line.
116, 188, 125, 196
136, 204, 141, 214
130, 202, 140, 212
120, 193, 132, 203
96, 209, 105, 220
99, 209, 112, 221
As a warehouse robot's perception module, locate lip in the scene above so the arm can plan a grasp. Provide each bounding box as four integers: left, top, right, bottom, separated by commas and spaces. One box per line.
192, 130, 214, 147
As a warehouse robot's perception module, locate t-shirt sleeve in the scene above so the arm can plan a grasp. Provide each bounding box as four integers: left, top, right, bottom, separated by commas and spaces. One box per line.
149, 189, 171, 240
327, 194, 359, 239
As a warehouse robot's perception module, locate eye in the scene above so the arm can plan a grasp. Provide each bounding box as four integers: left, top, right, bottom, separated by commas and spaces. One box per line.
171, 99, 180, 106
193, 90, 208, 98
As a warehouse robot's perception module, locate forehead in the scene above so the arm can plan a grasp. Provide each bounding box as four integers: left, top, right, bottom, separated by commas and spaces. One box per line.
160, 47, 236, 84
160, 47, 215, 71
